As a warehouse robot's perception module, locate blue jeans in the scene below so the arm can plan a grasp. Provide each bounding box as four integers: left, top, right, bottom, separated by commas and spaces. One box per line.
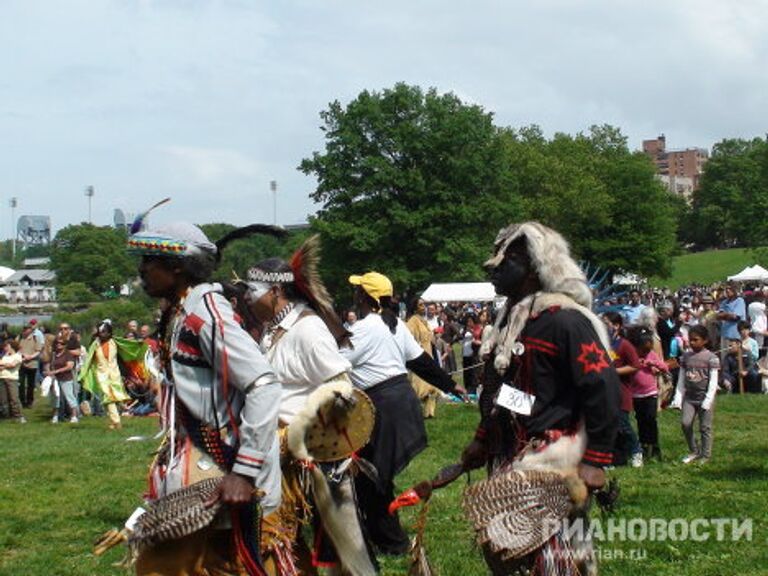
56, 380, 79, 415
619, 410, 642, 459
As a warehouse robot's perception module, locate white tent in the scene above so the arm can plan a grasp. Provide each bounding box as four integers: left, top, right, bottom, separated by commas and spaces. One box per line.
421, 282, 499, 302
0, 266, 15, 283
752, 265, 768, 279
727, 265, 768, 282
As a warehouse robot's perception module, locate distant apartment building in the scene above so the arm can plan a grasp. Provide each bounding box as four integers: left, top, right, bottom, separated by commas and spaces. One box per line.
642, 135, 708, 200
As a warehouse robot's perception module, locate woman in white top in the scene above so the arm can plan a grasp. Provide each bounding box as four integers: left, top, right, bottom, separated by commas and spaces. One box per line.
0, 339, 26, 423
343, 271, 464, 556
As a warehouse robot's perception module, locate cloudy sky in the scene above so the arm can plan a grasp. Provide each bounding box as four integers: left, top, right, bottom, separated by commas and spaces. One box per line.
1, 0, 766, 237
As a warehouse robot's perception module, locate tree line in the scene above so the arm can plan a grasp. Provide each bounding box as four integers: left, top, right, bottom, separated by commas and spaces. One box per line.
680, 136, 768, 250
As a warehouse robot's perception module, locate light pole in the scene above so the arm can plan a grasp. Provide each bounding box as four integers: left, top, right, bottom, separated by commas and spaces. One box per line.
85, 185, 95, 223
9, 197, 17, 260
270, 180, 278, 225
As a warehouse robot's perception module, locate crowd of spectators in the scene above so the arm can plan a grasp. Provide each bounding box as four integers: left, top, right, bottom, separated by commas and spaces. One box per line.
0, 318, 159, 425
599, 281, 767, 467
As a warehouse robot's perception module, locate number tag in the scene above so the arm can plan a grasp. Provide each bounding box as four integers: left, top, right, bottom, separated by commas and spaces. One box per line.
496, 384, 536, 416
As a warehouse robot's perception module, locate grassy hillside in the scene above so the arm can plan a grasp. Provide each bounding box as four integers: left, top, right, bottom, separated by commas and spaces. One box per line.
651, 247, 761, 289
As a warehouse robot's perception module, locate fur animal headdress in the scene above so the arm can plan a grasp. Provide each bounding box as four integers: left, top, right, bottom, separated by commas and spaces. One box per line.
481, 222, 609, 374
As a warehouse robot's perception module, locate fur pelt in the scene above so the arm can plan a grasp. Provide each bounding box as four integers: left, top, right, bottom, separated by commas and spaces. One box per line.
481, 222, 606, 375
485, 222, 593, 309
286, 378, 377, 576
309, 469, 377, 576
512, 425, 589, 509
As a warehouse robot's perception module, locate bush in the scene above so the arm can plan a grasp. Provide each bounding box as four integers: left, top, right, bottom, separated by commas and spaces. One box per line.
52, 298, 155, 338
57, 282, 95, 304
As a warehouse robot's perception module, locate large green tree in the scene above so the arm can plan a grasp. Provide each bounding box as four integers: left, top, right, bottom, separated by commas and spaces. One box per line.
50, 224, 136, 294
503, 124, 678, 277
689, 137, 768, 248
300, 83, 522, 295
302, 84, 679, 291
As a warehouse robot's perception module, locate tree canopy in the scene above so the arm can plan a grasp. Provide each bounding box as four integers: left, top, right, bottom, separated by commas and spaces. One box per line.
300, 83, 523, 295
301, 83, 679, 293
686, 137, 768, 249
50, 224, 136, 294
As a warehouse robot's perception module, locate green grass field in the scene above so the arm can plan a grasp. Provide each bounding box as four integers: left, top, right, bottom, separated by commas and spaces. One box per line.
651, 248, 761, 289
2, 395, 767, 575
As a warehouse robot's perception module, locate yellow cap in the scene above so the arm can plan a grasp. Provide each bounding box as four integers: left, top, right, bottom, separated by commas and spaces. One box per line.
348, 272, 393, 304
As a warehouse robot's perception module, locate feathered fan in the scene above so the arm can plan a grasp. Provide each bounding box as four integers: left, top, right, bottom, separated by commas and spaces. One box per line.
462, 469, 585, 562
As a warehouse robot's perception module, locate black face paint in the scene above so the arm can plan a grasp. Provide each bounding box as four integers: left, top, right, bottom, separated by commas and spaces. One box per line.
488, 238, 532, 298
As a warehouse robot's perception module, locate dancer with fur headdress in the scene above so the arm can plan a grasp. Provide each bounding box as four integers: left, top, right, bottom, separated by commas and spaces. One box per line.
460, 221, 620, 575
231, 234, 377, 576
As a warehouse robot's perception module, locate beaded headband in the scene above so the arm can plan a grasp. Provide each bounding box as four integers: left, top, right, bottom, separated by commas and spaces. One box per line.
127, 236, 187, 256
246, 268, 295, 284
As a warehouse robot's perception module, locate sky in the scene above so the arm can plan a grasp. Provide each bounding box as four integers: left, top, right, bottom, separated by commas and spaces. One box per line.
1, 0, 766, 238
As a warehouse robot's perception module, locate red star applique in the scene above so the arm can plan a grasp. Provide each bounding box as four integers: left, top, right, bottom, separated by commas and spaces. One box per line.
576, 342, 610, 375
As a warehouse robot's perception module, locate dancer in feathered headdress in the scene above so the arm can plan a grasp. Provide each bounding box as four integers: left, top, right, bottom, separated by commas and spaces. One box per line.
102, 202, 287, 576
230, 234, 377, 576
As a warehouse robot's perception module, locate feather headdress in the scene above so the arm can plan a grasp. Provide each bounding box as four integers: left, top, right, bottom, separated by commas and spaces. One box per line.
130, 197, 171, 235
289, 235, 349, 345
245, 234, 350, 346
126, 198, 218, 264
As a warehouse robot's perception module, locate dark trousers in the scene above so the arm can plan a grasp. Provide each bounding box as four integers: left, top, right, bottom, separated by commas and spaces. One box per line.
633, 396, 659, 446
463, 355, 477, 393
354, 473, 409, 555
0, 379, 23, 419
18, 366, 37, 408
615, 410, 641, 464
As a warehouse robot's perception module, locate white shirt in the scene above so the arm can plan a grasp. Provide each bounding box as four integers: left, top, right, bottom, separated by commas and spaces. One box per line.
165, 283, 281, 513
341, 314, 423, 390
748, 301, 767, 334
261, 303, 351, 424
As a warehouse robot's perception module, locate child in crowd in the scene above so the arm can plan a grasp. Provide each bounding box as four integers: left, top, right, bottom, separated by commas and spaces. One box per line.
723, 326, 760, 393
603, 312, 643, 467
671, 325, 719, 464
628, 326, 668, 461
738, 320, 759, 364
739, 320, 761, 393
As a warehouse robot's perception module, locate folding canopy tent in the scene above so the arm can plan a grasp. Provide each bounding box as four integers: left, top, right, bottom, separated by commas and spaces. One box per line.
727, 265, 768, 282
420, 282, 499, 302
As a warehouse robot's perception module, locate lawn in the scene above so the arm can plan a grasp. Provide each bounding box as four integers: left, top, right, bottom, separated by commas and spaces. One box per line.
1, 395, 767, 575
651, 247, 760, 290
